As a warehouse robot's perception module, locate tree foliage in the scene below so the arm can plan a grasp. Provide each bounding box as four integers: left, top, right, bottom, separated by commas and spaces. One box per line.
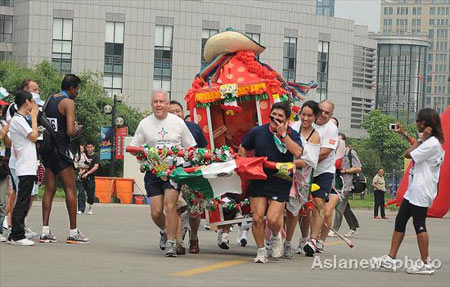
349, 109, 417, 186
0, 60, 145, 176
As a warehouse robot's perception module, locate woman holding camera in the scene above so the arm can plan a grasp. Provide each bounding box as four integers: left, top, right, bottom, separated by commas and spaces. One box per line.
372, 108, 445, 275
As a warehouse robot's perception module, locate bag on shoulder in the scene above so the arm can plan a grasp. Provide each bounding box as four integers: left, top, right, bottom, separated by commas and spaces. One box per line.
38, 97, 58, 155
348, 149, 367, 194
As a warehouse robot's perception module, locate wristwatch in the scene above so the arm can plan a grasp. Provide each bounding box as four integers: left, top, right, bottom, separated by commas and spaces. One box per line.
280, 132, 287, 139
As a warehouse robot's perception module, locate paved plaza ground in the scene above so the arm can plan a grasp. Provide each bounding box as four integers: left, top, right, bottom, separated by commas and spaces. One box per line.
1, 202, 449, 287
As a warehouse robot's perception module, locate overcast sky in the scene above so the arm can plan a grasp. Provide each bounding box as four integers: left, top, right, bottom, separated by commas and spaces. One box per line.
335, 0, 381, 32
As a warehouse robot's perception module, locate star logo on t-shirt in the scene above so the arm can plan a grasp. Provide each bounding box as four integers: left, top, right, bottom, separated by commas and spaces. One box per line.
158, 127, 168, 139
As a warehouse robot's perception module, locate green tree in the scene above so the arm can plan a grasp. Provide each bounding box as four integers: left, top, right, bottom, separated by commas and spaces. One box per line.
351, 109, 417, 186
0, 60, 145, 177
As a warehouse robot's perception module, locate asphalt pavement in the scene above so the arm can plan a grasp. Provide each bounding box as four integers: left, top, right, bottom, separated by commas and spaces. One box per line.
1, 202, 449, 287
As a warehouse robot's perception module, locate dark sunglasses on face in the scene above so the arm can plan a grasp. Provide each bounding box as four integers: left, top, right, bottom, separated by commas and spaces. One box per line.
320, 109, 331, 116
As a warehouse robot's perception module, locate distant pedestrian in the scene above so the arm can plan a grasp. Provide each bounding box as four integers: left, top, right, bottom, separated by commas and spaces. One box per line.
76, 142, 99, 215
372, 168, 388, 219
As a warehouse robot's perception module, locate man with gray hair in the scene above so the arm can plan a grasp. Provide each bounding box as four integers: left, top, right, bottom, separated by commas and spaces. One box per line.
130, 89, 196, 257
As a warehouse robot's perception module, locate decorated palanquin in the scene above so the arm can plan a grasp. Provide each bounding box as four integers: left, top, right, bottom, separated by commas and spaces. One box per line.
185, 28, 315, 150
127, 29, 316, 229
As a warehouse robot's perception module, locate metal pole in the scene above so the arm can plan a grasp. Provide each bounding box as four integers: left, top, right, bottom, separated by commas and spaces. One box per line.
110, 94, 116, 177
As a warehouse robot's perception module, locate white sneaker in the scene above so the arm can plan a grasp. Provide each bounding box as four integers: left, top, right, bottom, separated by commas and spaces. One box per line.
77, 211, 83, 215
86, 204, 93, 215
371, 255, 400, 272
296, 237, 308, 254
0, 234, 7, 242
25, 227, 38, 239
7, 238, 35, 246
2, 217, 8, 229
344, 229, 358, 237
406, 262, 435, 275
236, 226, 248, 247
254, 248, 268, 263
328, 230, 336, 237
283, 241, 294, 259
218, 231, 230, 249
270, 233, 283, 259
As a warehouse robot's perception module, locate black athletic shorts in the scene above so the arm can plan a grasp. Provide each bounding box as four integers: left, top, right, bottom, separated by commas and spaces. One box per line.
41, 147, 74, 175
144, 171, 177, 197
312, 172, 334, 202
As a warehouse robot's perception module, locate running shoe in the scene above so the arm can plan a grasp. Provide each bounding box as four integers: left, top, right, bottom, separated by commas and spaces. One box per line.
270, 233, 283, 259
66, 230, 91, 244
218, 231, 230, 249
374, 216, 381, 219
296, 237, 308, 254
370, 255, 400, 272
236, 226, 248, 247
315, 239, 324, 253
165, 240, 177, 257
159, 231, 167, 250
39, 230, 57, 243
7, 238, 35, 246
77, 211, 83, 215
25, 227, 38, 239
254, 248, 268, 263
283, 241, 294, 259
86, 205, 93, 215
406, 262, 435, 275
303, 239, 318, 257
0, 233, 7, 242
344, 229, 358, 237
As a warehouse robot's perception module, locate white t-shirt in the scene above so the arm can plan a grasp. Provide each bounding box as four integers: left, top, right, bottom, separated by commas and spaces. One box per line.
130, 113, 196, 148
404, 136, 444, 207
9, 113, 37, 176
312, 121, 338, 177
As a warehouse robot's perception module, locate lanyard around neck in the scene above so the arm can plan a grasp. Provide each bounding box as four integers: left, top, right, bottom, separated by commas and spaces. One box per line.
60, 91, 69, 98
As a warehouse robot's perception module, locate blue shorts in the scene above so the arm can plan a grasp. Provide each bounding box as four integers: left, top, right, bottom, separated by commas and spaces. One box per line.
312, 173, 334, 202
144, 172, 177, 197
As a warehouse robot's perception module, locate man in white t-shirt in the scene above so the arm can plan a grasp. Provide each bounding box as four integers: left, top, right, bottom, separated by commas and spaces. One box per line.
303, 100, 338, 256
7, 91, 39, 246
130, 89, 196, 257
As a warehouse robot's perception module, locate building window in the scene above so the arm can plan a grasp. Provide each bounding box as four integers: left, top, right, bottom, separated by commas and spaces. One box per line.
0, 0, 13, 6
52, 18, 73, 74
201, 29, 218, 69
104, 21, 124, 97
317, 41, 330, 101
430, 7, 436, 15
283, 36, 297, 82
316, 0, 335, 16
0, 15, 12, 43
154, 25, 173, 95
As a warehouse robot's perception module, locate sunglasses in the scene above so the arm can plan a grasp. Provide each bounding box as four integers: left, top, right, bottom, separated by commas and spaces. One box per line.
320, 109, 331, 116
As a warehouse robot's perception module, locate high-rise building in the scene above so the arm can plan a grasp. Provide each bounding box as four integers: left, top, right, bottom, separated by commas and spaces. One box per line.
372, 35, 429, 123
0, 0, 13, 61
380, 0, 450, 114
2, 0, 376, 137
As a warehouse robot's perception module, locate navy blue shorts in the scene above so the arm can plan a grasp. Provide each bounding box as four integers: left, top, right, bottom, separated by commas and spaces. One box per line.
144, 171, 177, 197
312, 172, 334, 202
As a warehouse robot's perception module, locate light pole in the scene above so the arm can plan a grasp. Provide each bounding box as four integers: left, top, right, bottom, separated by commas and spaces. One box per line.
104, 93, 124, 177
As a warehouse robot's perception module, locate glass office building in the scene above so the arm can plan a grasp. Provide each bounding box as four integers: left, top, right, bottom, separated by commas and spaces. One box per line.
373, 36, 430, 123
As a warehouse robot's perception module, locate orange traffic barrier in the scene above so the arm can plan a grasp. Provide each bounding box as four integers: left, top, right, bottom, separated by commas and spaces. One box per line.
95, 177, 115, 203
115, 178, 135, 204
